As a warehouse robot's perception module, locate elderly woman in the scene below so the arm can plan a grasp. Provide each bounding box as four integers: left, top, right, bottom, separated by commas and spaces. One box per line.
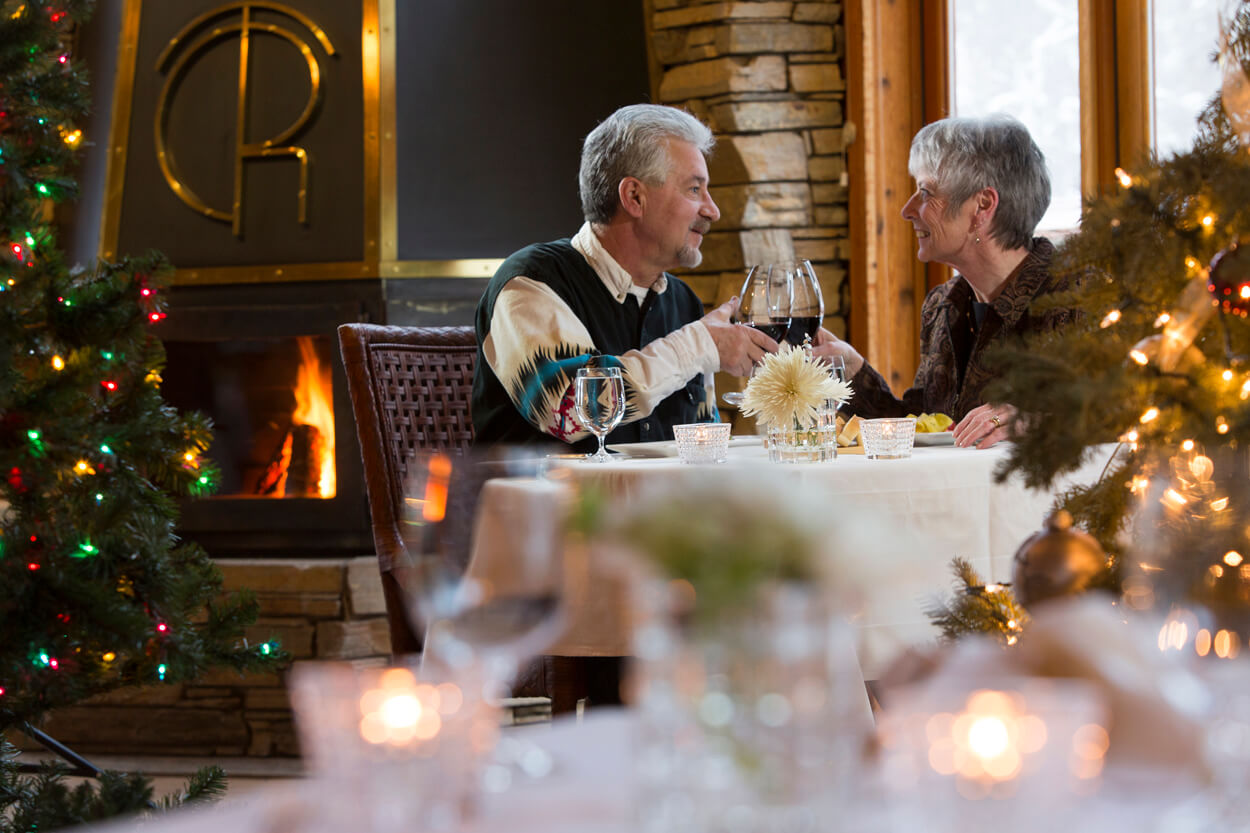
816, 114, 1069, 448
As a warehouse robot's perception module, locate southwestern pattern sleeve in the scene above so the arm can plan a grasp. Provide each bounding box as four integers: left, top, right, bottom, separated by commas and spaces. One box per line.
482, 277, 718, 442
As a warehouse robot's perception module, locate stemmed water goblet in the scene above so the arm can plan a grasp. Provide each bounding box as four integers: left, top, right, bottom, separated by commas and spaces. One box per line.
574, 366, 625, 462
723, 265, 792, 407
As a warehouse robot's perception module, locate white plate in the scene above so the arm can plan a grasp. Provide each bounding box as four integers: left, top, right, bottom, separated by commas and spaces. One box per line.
609, 435, 763, 459
914, 432, 956, 447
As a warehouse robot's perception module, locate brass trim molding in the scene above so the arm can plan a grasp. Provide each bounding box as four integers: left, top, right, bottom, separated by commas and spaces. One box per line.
381, 259, 502, 279
99, 0, 143, 261
362, 0, 381, 270
170, 258, 501, 285
377, 0, 397, 264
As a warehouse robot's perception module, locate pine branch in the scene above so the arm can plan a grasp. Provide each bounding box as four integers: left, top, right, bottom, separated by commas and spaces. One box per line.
924, 557, 1030, 644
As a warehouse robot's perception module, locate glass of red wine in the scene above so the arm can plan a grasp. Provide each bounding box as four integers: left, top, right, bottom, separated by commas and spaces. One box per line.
769, 260, 823, 347
724, 265, 792, 407
735, 264, 793, 341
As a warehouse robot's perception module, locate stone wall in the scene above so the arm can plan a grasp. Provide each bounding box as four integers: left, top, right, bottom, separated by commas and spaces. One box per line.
649, 0, 851, 426
22, 558, 391, 758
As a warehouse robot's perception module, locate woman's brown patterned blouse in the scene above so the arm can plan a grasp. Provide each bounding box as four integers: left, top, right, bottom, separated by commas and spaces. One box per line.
845, 238, 1070, 423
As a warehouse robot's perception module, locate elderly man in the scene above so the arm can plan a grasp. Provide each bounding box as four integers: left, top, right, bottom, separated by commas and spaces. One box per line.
472, 104, 776, 450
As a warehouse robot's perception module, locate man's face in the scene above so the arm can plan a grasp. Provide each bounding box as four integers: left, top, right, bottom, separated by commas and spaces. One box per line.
640, 139, 720, 270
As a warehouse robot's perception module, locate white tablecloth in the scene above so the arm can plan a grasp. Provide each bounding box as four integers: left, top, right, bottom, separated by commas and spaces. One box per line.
81, 710, 1206, 833
470, 442, 1117, 677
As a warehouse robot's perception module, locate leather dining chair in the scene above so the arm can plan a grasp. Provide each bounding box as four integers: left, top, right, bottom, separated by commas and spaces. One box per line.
338, 323, 477, 656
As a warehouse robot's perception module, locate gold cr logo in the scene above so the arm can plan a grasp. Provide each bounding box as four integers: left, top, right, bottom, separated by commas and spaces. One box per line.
155, 2, 336, 237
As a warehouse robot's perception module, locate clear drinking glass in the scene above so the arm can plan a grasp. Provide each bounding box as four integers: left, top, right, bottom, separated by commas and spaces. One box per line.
769, 260, 823, 348
827, 354, 848, 383
724, 265, 792, 407
574, 366, 625, 462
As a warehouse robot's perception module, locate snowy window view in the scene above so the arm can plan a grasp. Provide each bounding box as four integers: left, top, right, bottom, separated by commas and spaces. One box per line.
949, 0, 1081, 233
949, 0, 1228, 234
1152, 0, 1223, 159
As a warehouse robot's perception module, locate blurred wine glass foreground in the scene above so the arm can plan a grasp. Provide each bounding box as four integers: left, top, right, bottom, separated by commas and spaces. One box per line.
397, 449, 569, 696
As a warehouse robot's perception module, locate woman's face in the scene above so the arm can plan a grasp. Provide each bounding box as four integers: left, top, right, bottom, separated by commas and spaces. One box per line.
900, 174, 979, 267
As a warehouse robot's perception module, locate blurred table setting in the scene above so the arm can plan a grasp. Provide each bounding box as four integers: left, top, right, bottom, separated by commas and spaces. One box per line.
470, 439, 1118, 677
76, 436, 1250, 833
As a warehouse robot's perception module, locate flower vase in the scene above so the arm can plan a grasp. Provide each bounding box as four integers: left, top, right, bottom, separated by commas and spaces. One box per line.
766, 402, 838, 463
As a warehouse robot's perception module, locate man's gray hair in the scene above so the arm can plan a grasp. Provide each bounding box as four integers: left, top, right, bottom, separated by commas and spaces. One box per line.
908, 114, 1051, 250
579, 104, 715, 225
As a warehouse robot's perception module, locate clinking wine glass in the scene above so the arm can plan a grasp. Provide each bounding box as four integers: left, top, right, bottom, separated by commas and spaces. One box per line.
574, 366, 625, 462
770, 259, 823, 347
724, 264, 792, 407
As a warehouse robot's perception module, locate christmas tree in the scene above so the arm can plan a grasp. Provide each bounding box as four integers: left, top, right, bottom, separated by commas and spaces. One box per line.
930, 1, 1250, 644
0, 0, 286, 822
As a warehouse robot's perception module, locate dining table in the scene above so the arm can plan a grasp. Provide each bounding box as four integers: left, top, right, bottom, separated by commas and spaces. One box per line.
468, 437, 1119, 678
79, 707, 1207, 833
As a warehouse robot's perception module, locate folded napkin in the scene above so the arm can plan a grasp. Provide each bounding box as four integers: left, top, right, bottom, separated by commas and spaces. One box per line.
882, 597, 1210, 774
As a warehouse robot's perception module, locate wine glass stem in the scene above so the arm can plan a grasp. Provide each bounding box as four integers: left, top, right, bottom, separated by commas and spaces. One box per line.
595, 433, 608, 462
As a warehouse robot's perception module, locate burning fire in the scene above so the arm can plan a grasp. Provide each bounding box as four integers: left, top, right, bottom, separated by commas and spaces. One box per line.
292, 336, 336, 498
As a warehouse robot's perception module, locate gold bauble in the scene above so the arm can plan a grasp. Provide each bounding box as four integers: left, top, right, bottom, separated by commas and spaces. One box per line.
1012, 510, 1107, 608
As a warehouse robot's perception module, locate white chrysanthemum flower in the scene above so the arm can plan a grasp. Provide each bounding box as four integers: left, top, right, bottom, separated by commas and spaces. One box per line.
740, 344, 853, 428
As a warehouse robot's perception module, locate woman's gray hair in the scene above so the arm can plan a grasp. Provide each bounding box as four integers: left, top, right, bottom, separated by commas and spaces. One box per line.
579, 104, 715, 225
908, 115, 1051, 249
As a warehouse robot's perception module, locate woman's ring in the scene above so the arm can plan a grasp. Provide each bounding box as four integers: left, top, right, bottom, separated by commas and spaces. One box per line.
990, 414, 1002, 427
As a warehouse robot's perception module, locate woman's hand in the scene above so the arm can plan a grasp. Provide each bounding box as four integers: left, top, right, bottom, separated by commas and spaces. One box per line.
952, 403, 1016, 449
809, 329, 865, 377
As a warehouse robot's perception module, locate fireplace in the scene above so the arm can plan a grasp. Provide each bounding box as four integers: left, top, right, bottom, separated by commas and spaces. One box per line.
153, 281, 384, 557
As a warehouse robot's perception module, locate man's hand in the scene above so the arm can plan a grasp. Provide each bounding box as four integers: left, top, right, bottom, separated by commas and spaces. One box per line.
809, 328, 865, 377
701, 297, 779, 377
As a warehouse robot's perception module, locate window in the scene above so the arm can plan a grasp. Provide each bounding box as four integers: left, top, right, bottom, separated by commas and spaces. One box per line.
949, 0, 1082, 233
1151, 0, 1223, 158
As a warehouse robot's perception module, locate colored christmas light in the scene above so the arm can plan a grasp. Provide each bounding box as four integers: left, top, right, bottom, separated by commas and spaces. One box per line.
101, 380, 117, 391
156, 622, 168, 633
101, 350, 114, 360
76, 541, 97, 557
99, 443, 112, 454
102, 652, 115, 662
27, 562, 39, 571
148, 311, 166, 323
50, 354, 63, 370
157, 663, 167, 681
